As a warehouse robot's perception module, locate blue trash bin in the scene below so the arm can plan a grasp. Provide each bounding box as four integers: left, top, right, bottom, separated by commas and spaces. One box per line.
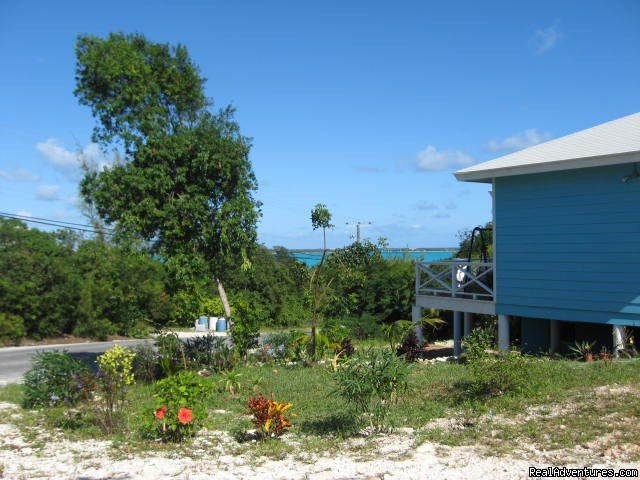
216, 317, 227, 332
196, 315, 208, 331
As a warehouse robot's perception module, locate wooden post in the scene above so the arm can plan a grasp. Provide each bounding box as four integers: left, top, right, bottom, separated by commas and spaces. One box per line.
216, 278, 232, 328
463, 312, 473, 337
453, 311, 462, 357
498, 314, 510, 352
412, 305, 424, 343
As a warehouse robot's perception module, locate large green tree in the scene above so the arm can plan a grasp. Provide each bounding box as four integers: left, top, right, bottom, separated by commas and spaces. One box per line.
75, 33, 261, 322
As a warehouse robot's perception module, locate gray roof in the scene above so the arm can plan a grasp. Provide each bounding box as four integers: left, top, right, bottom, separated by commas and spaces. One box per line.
455, 112, 640, 182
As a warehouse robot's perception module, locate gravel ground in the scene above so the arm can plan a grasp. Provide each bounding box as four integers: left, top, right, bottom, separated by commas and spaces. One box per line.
1, 402, 639, 480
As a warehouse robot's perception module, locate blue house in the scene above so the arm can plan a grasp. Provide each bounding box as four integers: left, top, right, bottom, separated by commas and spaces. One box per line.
413, 112, 640, 355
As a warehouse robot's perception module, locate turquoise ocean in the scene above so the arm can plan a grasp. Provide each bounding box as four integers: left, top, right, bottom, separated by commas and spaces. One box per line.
290, 249, 456, 267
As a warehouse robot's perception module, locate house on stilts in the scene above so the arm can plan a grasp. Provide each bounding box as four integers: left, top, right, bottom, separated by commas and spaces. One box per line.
413, 112, 640, 355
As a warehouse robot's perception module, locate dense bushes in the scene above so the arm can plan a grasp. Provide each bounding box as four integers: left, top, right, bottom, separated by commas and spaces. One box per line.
22, 351, 91, 408
314, 241, 415, 338
461, 327, 531, 397
332, 348, 410, 431
0, 218, 172, 341
0, 217, 417, 341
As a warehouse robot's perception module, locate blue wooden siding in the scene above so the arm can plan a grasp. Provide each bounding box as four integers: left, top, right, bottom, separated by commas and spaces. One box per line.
495, 163, 640, 327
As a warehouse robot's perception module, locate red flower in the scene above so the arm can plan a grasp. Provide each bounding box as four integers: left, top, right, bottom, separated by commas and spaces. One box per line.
155, 406, 167, 420
177, 407, 193, 424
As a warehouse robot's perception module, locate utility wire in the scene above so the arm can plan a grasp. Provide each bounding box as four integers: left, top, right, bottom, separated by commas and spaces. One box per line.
0, 211, 114, 231
0, 212, 114, 236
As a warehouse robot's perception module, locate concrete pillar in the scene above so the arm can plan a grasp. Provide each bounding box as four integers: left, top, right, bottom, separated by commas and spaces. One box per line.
453, 311, 462, 357
463, 312, 473, 337
412, 305, 424, 343
498, 314, 510, 352
613, 325, 625, 357
549, 320, 560, 354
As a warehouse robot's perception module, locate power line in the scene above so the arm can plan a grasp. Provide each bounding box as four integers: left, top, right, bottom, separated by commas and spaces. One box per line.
0, 212, 114, 236
0, 211, 113, 231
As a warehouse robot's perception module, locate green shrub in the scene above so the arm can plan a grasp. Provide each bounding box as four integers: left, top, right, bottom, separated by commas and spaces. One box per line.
94, 345, 136, 433
132, 343, 159, 383
148, 371, 213, 442
465, 350, 532, 397
155, 331, 186, 376
22, 351, 90, 409
184, 333, 233, 371
340, 314, 382, 340
332, 348, 410, 431
261, 332, 295, 362
0, 312, 26, 345
154, 370, 212, 406
322, 320, 351, 344
229, 304, 259, 360
462, 327, 531, 397
462, 327, 494, 362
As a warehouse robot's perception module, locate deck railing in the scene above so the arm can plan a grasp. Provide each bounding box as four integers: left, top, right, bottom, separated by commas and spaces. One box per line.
415, 259, 494, 301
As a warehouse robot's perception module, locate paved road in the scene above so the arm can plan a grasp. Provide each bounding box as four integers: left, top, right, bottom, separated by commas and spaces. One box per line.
0, 339, 152, 385
0, 331, 236, 385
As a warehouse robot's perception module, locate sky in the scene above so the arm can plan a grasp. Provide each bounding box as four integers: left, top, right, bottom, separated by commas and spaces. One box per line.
1, 1, 639, 249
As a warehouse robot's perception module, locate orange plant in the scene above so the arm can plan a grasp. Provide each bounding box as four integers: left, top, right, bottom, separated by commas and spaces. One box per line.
246, 394, 294, 439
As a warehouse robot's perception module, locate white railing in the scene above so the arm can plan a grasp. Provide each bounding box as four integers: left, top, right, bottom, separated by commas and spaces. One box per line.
416, 259, 494, 301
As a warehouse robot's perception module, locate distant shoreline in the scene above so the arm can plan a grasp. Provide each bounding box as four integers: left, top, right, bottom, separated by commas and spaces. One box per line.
286, 248, 457, 267
283, 247, 457, 253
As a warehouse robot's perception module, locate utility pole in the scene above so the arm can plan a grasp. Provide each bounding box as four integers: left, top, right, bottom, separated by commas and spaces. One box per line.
346, 221, 372, 243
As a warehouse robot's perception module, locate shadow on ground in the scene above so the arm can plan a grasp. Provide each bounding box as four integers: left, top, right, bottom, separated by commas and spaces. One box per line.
299, 413, 361, 437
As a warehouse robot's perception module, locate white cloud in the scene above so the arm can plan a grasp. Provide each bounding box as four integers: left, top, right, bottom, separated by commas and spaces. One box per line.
36, 184, 61, 201
444, 200, 458, 210
16, 210, 32, 217
531, 24, 564, 54
416, 145, 475, 171
36, 138, 78, 168
432, 212, 451, 219
36, 138, 112, 173
0, 168, 39, 182
487, 128, 552, 153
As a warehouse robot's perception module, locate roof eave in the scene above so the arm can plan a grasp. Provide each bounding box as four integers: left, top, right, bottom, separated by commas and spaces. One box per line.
454, 150, 640, 183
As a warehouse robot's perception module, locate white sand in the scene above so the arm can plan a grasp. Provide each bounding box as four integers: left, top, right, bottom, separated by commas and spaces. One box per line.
1, 398, 638, 480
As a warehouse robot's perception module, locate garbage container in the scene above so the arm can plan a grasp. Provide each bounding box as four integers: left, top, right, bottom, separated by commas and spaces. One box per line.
216, 317, 227, 332
195, 315, 208, 331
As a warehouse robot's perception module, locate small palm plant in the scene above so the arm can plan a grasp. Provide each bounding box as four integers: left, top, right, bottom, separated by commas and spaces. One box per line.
568, 340, 596, 361
219, 370, 243, 395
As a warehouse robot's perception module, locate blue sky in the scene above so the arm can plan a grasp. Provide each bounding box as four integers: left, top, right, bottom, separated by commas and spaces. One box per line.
1, 1, 639, 249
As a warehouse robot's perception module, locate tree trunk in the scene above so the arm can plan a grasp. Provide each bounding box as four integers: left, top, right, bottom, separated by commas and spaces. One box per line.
216, 277, 232, 326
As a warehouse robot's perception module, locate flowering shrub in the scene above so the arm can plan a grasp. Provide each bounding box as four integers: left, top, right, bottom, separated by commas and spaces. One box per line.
245, 394, 294, 439
22, 350, 90, 409
153, 405, 196, 441
150, 371, 212, 442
